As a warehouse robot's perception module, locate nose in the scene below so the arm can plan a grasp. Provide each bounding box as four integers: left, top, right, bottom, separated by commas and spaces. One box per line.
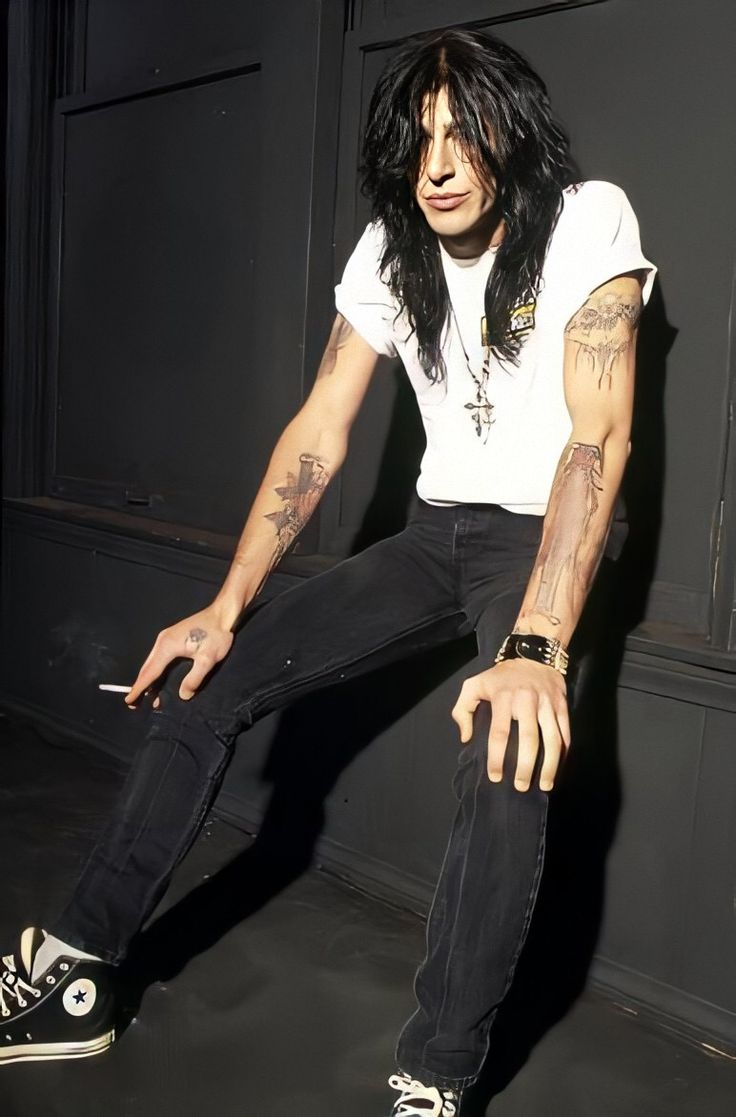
424, 136, 454, 185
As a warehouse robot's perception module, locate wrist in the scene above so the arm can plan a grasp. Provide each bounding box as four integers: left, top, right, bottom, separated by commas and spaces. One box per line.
211, 591, 248, 631
214, 556, 268, 628
495, 632, 569, 677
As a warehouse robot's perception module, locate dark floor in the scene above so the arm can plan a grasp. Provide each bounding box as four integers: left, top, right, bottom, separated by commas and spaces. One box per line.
1, 709, 735, 1117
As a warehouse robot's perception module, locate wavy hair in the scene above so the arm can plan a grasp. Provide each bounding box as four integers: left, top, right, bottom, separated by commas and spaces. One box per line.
360, 28, 579, 379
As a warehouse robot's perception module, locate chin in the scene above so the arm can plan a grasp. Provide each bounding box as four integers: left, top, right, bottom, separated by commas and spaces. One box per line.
421, 209, 478, 238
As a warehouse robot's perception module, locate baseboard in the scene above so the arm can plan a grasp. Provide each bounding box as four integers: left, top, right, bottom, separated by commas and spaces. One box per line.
589, 957, 736, 1056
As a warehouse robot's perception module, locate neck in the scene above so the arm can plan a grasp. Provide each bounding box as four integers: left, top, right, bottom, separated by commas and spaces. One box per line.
439, 214, 506, 261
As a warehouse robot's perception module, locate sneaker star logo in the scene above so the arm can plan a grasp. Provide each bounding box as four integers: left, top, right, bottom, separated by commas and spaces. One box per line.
63, 979, 97, 1017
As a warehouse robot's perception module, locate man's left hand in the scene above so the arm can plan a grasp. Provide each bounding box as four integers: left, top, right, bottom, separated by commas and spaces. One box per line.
451, 659, 571, 792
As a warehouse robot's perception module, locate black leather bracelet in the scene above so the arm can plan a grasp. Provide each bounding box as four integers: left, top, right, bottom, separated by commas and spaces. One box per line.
494, 632, 569, 677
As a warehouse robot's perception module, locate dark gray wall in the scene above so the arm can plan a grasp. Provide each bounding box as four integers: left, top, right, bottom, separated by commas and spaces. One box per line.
3, 0, 736, 1054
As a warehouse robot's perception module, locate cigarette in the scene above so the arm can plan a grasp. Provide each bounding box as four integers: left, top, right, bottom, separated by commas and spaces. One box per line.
98, 684, 132, 693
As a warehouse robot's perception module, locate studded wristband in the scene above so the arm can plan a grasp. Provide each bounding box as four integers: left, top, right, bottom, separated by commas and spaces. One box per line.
494, 632, 569, 677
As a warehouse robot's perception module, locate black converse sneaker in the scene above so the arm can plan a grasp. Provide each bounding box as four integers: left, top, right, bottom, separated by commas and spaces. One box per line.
0, 928, 115, 1064
387, 1071, 462, 1115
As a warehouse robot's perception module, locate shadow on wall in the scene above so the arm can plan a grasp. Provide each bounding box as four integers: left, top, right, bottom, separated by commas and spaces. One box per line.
618, 279, 678, 632
351, 365, 426, 554
120, 278, 676, 1104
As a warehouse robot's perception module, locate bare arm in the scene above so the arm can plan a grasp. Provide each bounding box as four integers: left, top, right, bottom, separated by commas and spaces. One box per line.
452, 271, 644, 789
125, 314, 379, 705
212, 314, 379, 627
513, 272, 642, 643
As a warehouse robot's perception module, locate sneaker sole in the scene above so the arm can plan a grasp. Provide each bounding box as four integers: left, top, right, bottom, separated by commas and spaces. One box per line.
0, 1029, 115, 1065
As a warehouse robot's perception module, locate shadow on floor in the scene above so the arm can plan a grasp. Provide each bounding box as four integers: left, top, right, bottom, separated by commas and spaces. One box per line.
117, 635, 474, 1024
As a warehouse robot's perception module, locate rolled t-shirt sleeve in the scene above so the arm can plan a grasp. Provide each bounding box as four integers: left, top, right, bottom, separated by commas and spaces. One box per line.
334, 221, 398, 358
559, 181, 658, 322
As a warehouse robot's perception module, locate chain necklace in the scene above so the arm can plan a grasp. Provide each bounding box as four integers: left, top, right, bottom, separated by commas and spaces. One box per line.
451, 304, 495, 443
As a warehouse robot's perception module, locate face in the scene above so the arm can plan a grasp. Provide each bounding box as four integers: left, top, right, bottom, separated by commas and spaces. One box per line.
414, 86, 500, 255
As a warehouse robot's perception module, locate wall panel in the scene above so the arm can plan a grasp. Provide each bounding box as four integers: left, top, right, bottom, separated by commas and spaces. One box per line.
596, 689, 704, 984
85, 0, 260, 89
53, 69, 261, 533
332, 0, 736, 638
682, 707, 736, 1011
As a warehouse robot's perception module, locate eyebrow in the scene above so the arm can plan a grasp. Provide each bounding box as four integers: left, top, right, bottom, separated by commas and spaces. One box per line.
421, 119, 457, 134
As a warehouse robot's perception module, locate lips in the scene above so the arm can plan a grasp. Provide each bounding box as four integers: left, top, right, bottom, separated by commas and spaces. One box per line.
424, 193, 469, 211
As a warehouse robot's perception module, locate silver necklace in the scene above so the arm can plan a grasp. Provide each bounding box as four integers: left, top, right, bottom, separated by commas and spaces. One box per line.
451, 304, 495, 443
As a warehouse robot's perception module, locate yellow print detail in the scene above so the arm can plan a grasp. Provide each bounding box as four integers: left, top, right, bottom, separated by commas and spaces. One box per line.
508, 299, 536, 337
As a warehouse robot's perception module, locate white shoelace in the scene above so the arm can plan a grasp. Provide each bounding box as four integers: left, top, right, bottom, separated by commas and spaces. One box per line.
0, 954, 42, 1018
388, 1072, 459, 1116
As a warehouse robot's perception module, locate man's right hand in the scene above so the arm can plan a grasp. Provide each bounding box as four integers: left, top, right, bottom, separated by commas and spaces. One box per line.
124, 601, 238, 709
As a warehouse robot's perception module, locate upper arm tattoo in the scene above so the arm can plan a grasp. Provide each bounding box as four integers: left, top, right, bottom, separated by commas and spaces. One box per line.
565, 287, 642, 390
316, 314, 354, 379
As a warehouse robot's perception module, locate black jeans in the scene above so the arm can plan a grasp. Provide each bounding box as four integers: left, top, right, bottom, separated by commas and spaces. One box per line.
52, 498, 557, 1089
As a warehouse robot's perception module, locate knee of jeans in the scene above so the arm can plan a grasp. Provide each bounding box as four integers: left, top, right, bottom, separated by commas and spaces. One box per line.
451, 707, 526, 802
451, 708, 490, 800
148, 698, 242, 759
150, 660, 243, 741
153, 659, 219, 714
151, 658, 191, 706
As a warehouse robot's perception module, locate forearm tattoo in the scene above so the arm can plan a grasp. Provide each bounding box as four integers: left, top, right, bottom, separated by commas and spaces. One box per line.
317, 314, 353, 379
565, 291, 641, 390
519, 442, 606, 629
265, 452, 329, 563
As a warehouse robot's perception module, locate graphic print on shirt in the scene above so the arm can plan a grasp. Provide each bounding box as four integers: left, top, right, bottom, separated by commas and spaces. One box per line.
507, 299, 537, 338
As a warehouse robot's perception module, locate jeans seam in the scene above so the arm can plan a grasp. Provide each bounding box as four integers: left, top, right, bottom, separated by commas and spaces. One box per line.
473, 791, 549, 1072
418, 767, 479, 1073
394, 792, 461, 1075
146, 739, 231, 913
51, 729, 183, 961
233, 608, 464, 720
104, 736, 183, 889
410, 788, 549, 1087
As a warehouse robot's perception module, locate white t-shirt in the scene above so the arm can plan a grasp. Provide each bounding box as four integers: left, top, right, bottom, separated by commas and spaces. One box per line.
334, 180, 657, 515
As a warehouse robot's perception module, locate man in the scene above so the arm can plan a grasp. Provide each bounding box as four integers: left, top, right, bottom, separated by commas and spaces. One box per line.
0, 27, 655, 1117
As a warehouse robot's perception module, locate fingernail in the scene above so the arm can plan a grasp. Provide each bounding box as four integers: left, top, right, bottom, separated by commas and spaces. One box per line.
540, 780, 553, 791
488, 771, 502, 783
514, 780, 529, 792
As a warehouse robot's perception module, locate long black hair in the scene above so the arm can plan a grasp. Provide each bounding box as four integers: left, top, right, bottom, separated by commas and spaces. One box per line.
360, 28, 579, 379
